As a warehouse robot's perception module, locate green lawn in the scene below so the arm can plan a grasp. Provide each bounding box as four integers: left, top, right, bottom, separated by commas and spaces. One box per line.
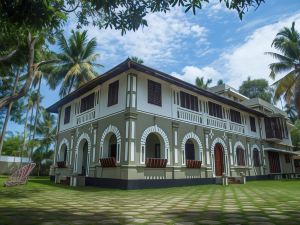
0, 177, 300, 225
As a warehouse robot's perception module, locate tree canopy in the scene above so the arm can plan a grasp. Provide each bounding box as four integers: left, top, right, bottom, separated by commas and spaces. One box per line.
239, 77, 273, 103
266, 22, 300, 118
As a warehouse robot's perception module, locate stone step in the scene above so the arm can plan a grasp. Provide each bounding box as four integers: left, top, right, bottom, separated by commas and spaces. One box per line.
228, 177, 241, 184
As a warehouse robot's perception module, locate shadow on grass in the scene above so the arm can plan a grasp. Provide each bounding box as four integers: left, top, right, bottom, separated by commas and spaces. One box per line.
163, 209, 298, 224
1, 207, 299, 225
0, 207, 128, 225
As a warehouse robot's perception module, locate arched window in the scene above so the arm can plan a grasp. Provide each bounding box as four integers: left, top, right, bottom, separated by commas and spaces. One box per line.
146, 133, 162, 159
253, 148, 260, 167
185, 139, 195, 161
236, 147, 245, 166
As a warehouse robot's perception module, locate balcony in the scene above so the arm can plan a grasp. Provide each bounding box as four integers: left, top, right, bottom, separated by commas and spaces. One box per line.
207, 115, 227, 130
146, 158, 167, 168
56, 161, 66, 168
99, 157, 117, 167
176, 106, 247, 135
76, 109, 95, 125
229, 122, 245, 134
177, 107, 203, 124
186, 160, 202, 168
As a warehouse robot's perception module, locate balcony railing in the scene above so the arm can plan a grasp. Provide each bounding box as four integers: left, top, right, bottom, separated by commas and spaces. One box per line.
76, 109, 95, 125
186, 160, 202, 168
176, 106, 248, 135
56, 161, 66, 168
207, 115, 227, 130
146, 158, 167, 168
99, 157, 117, 167
177, 108, 203, 124
229, 122, 245, 134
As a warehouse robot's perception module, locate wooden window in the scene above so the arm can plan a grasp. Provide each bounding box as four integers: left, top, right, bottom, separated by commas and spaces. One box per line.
236, 147, 245, 166
80, 93, 95, 113
253, 149, 260, 167
265, 117, 287, 140
230, 109, 241, 124
148, 80, 162, 106
180, 91, 198, 111
64, 106, 71, 124
208, 101, 222, 118
108, 80, 119, 106
250, 116, 256, 132
285, 154, 291, 163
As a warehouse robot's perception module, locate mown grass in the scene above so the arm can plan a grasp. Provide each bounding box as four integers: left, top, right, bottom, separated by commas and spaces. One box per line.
0, 177, 300, 224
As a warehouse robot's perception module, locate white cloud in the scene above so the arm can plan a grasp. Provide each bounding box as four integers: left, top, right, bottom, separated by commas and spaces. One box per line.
172, 12, 300, 89
74, 8, 208, 67
171, 66, 221, 85
220, 13, 300, 88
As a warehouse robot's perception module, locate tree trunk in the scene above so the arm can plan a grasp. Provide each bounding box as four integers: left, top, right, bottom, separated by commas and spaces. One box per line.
0, 33, 37, 110
30, 77, 42, 161
20, 104, 30, 166
295, 79, 300, 119
0, 71, 20, 156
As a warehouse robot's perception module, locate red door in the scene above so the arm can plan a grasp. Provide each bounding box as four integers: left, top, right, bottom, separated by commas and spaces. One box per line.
214, 144, 224, 176
268, 151, 281, 173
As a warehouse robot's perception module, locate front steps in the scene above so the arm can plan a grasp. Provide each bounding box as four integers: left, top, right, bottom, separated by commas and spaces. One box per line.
228, 177, 241, 184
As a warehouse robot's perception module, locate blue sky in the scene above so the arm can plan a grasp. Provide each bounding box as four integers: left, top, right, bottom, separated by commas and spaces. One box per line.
6, 0, 300, 133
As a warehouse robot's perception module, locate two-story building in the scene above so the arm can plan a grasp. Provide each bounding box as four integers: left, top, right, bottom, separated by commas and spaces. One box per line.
47, 59, 296, 189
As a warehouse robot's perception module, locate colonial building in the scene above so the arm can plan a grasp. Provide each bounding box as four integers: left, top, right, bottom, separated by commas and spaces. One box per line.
48, 59, 296, 189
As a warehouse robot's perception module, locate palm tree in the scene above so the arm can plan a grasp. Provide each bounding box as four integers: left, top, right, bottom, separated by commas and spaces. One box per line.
31, 109, 56, 175
50, 30, 102, 97
265, 22, 300, 117
285, 103, 298, 123
195, 77, 212, 89
20, 91, 38, 163
130, 56, 144, 64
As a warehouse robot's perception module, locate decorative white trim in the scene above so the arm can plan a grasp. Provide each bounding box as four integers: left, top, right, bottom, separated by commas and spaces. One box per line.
233, 141, 245, 151
181, 132, 203, 165
58, 138, 70, 164
251, 144, 261, 152
210, 137, 227, 153
233, 141, 246, 166
140, 125, 170, 164
251, 144, 261, 168
74, 132, 91, 174
210, 137, 228, 177
100, 125, 122, 163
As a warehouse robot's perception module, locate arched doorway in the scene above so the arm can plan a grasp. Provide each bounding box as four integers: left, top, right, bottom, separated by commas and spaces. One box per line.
58, 144, 67, 163
108, 134, 117, 159
185, 139, 195, 161
77, 140, 89, 176
214, 143, 224, 176
236, 147, 245, 166
146, 133, 162, 159
253, 148, 260, 167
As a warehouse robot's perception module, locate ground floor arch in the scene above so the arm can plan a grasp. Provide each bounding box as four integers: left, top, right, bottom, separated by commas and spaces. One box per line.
100, 125, 121, 163
74, 133, 91, 176
181, 132, 203, 165
140, 125, 170, 164
214, 143, 224, 176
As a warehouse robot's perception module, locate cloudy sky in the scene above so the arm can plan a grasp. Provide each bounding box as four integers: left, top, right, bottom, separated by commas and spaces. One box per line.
7, 0, 300, 132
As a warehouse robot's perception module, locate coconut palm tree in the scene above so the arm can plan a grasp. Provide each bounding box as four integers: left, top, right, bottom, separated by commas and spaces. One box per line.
195, 77, 212, 89
265, 22, 300, 117
50, 30, 102, 97
130, 56, 144, 64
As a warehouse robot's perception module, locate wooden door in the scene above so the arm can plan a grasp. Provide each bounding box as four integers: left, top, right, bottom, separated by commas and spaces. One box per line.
268, 151, 281, 173
214, 144, 224, 176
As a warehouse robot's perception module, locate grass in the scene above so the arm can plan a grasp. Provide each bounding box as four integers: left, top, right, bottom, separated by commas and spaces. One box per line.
0, 177, 300, 224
